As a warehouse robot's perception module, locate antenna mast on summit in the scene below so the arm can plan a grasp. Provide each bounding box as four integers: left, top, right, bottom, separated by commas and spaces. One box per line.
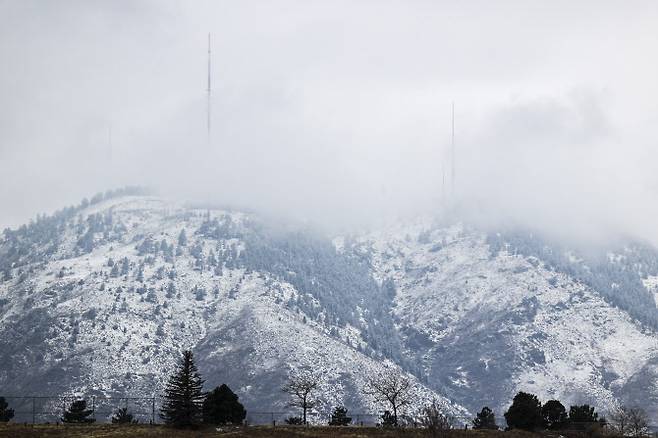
108, 125, 112, 162
442, 163, 446, 203
207, 32, 211, 144
451, 101, 455, 197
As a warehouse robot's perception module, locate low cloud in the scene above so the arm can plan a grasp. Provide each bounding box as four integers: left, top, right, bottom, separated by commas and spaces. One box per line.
1, 0, 657, 246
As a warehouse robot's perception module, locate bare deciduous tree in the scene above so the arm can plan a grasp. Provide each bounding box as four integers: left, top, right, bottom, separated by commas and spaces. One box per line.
610, 405, 631, 436
628, 407, 650, 437
419, 400, 455, 438
610, 405, 650, 437
366, 366, 414, 426
282, 370, 321, 425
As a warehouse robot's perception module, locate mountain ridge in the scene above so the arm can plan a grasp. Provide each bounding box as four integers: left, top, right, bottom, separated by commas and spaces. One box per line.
2, 192, 658, 424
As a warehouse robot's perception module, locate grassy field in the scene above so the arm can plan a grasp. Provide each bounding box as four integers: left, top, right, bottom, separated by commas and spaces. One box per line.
0, 424, 541, 438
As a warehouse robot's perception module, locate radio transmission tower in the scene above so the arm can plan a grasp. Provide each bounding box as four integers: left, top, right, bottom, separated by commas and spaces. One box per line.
207, 32, 212, 144
451, 101, 455, 197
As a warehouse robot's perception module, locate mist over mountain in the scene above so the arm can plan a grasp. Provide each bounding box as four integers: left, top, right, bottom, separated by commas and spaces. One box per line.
2, 1, 658, 247
2, 0, 658, 430
3, 191, 658, 424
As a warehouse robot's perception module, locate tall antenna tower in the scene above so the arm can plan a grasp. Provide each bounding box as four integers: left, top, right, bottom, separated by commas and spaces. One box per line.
451, 101, 455, 197
207, 32, 211, 143
442, 163, 446, 203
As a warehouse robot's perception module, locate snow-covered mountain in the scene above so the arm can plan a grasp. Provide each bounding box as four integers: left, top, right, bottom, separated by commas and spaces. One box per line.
2, 191, 658, 424
353, 223, 658, 418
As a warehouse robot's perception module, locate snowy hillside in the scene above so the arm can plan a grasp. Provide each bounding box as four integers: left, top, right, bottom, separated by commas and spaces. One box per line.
0, 193, 464, 423
2, 193, 658, 424
351, 221, 658, 418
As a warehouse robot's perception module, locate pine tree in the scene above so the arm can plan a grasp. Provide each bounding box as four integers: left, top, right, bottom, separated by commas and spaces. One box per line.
61, 399, 95, 423
542, 400, 568, 429
160, 350, 205, 428
569, 404, 598, 423
166, 281, 176, 298
0, 397, 14, 422
202, 384, 246, 425
178, 229, 187, 247
504, 392, 543, 431
328, 406, 352, 426
473, 406, 497, 429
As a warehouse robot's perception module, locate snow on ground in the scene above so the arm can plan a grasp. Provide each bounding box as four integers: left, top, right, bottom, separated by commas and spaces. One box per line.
356, 220, 658, 414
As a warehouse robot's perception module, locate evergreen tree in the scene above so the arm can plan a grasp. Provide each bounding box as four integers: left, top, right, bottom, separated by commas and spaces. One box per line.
178, 229, 187, 247
194, 286, 206, 301
160, 350, 205, 428
569, 404, 598, 423
110, 263, 119, 278
328, 406, 352, 426
120, 257, 130, 275
111, 407, 137, 424
0, 397, 14, 422
202, 384, 246, 425
504, 392, 543, 431
61, 399, 95, 423
473, 406, 497, 429
166, 281, 176, 299
207, 250, 217, 267
542, 400, 568, 429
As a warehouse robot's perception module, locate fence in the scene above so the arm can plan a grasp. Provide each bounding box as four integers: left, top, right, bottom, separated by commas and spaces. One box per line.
245, 412, 382, 426
0, 394, 476, 427
0, 395, 156, 424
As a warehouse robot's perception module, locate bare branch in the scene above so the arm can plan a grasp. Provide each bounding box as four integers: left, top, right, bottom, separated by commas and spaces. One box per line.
282, 369, 321, 424
366, 366, 415, 425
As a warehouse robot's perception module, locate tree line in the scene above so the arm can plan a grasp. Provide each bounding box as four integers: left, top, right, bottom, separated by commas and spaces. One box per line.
496, 391, 651, 436
0, 352, 652, 435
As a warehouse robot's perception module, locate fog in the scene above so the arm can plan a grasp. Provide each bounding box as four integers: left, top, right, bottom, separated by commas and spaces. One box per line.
1, 1, 658, 244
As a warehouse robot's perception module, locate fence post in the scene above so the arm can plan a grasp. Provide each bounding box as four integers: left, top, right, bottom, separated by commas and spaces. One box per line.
151, 397, 155, 425
92, 396, 95, 422
32, 397, 35, 425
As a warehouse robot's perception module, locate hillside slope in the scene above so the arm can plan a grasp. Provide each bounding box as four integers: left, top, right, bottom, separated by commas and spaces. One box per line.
0, 194, 463, 423
2, 193, 658, 423
352, 221, 658, 417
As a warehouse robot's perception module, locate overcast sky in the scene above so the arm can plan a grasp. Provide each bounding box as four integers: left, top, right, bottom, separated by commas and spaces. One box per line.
1, 1, 657, 243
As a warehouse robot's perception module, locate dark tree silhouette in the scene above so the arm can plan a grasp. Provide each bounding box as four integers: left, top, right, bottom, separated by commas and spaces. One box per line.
504, 392, 543, 431
160, 350, 205, 428
473, 406, 498, 430
202, 384, 246, 425
380, 411, 397, 427
569, 404, 598, 423
0, 397, 14, 422
285, 416, 303, 425
328, 406, 352, 426
61, 399, 95, 423
111, 407, 137, 424
542, 400, 568, 429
